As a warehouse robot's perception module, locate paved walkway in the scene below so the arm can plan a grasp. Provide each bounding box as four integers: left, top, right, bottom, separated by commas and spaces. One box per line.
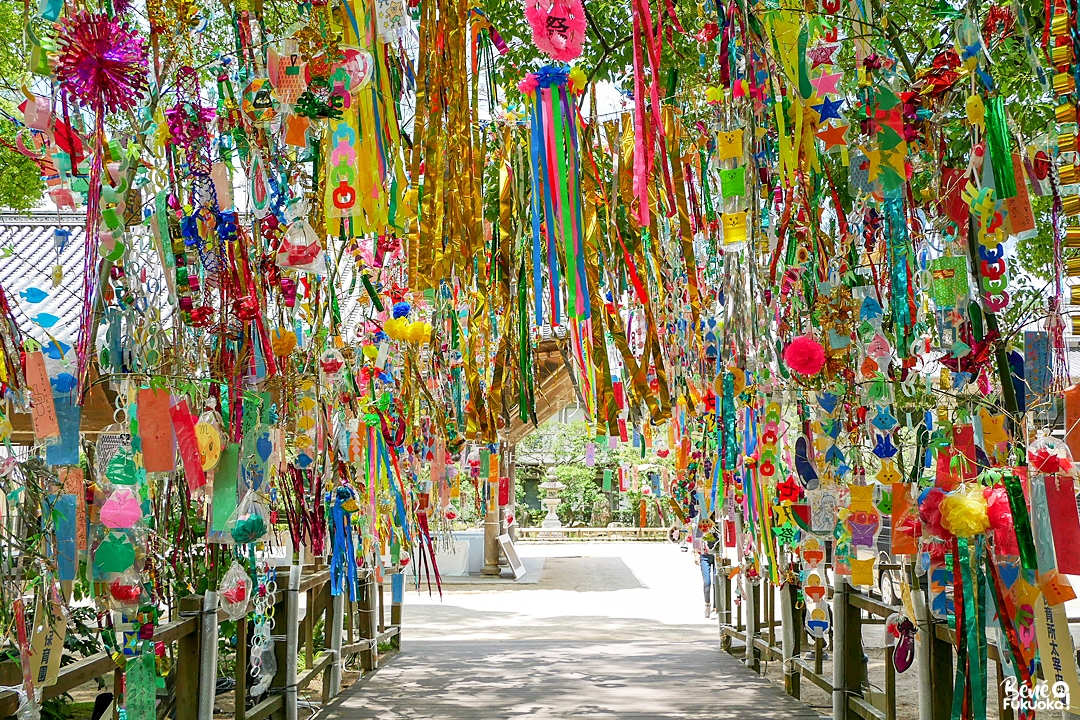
323, 542, 820, 719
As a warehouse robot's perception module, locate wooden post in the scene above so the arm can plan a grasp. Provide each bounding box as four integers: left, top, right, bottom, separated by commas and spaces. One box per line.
303, 588, 314, 677
767, 583, 777, 650
378, 577, 386, 632
913, 576, 952, 720
176, 596, 202, 720
781, 581, 801, 699
832, 576, 858, 720
359, 566, 377, 672
235, 617, 248, 720
390, 571, 403, 651
997, 657, 1014, 720
885, 645, 896, 720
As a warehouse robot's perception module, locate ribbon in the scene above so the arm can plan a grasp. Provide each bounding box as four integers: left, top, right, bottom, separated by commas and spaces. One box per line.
1003, 470, 1038, 570
329, 493, 357, 600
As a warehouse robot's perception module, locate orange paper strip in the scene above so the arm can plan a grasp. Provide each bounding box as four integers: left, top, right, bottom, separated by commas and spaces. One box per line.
58, 467, 86, 551
891, 483, 918, 555
24, 351, 59, 439
138, 388, 175, 472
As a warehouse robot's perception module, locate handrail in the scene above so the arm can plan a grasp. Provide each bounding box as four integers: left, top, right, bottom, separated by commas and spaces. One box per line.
716, 565, 1029, 720
0, 563, 402, 720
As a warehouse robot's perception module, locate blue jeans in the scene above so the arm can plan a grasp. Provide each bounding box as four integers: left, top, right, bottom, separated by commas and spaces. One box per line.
700, 554, 715, 604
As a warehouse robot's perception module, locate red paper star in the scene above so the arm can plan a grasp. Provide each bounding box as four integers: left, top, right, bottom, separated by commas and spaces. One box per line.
815, 122, 848, 149
806, 42, 840, 69
777, 475, 802, 503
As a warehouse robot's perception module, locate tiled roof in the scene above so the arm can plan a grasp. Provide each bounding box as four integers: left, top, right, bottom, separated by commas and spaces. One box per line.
0, 212, 87, 347
0, 211, 174, 351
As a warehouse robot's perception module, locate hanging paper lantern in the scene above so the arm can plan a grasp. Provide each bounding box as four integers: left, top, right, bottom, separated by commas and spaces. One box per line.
54, 11, 148, 114
524, 0, 586, 62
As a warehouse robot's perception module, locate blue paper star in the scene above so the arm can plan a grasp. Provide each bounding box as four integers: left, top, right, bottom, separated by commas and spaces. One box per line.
813, 97, 845, 122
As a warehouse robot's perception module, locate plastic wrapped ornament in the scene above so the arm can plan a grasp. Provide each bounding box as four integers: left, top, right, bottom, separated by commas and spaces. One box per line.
1028, 435, 1075, 475
219, 561, 252, 620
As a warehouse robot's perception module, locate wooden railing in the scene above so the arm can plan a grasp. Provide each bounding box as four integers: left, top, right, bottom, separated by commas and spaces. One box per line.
0, 562, 403, 720
715, 559, 1030, 720
516, 526, 669, 541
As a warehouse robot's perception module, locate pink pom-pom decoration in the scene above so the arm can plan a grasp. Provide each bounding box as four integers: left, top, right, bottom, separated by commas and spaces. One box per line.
919, 487, 952, 540
983, 484, 1019, 556
525, 0, 586, 62
518, 73, 539, 95
783, 335, 826, 376
54, 10, 148, 115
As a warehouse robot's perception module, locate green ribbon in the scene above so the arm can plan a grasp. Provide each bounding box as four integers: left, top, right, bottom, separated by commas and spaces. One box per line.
1003, 471, 1038, 570
984, 96, 1016, 199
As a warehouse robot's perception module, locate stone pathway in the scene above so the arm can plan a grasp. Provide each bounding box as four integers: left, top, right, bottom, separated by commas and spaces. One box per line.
323, 542, 821, 719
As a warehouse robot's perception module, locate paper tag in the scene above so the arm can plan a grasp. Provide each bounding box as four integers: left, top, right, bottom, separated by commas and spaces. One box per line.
124, 649, 158, 720
138, 389, 175, 472
29, 596, 66, 687
24, 351, 59, 439
212, 444, 240, 534
169, 399, 206, 492
375, 341, 389, 369
59, 468, 86, 551
1045, 475, 1080, 575
46, 494, 77, 580
46, 394, 81, 466
1006, 152, 1037, 236
890, 483, 918, 555
1065, 385, 1080, 462
1025, 331, 1051, 399
1035, 595, 1080, 713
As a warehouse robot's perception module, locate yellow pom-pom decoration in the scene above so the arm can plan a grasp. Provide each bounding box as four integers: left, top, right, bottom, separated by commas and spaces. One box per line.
384, 317, 408, 340
271, 328, 297, 357
406, 320, 431, 343
940, 484, 990, 538
362, 344, 379, 360
569, 66, 587, 94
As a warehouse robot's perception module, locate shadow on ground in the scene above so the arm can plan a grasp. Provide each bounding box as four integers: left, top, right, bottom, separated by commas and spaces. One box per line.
324, 638, 821, 719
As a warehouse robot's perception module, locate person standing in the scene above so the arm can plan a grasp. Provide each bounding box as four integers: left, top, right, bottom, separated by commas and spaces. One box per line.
693, 517, 720, 618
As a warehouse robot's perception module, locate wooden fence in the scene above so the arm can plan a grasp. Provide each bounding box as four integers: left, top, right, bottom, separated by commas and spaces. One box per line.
516, 526, 669, 541
713, 557, 1036, 720
0, 562, 402, 720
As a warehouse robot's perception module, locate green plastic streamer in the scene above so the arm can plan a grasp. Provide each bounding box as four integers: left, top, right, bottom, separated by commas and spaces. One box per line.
951, 539, 968, 720
361, 274, 384, 312
951, 536, 987, 720
1003, 471, 1038, 570
984, 96, 1017, 199
722, 372, 737, 471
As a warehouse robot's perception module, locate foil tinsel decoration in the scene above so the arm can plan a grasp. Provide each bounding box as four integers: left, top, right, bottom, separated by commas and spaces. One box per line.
54, 11, 148, 115
984, 96, 1017, 199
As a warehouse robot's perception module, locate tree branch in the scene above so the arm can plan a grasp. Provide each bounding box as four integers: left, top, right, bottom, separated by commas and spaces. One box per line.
583, 4, 612, 54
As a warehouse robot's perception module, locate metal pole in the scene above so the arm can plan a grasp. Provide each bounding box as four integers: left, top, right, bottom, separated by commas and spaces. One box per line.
285, 561, 301, 720
197, 591, 218, 720
328, 592, 345, 699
